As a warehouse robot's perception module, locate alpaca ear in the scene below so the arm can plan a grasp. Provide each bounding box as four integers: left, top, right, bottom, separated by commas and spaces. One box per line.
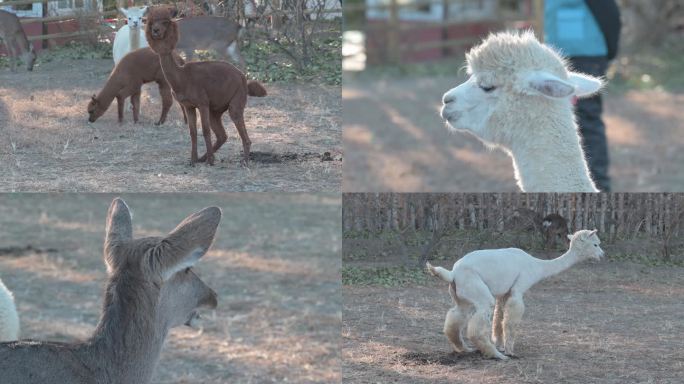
567, 234, 573, 241
567, 72, 603, 98
141, 6, 148, 15
588, 229, 598, 237
525, 71, 575, 99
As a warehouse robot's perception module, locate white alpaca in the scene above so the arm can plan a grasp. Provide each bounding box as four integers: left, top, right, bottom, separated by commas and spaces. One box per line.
440, 31, 603, 192
112, 6, 149, 64
0, 278, 19, 342
426, 229, 604, 360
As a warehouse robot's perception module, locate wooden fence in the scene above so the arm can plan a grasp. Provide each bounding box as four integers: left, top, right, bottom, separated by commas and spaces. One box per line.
342, 193, 684, 240
344, 0, 544, 64
2, 0, 112, 43
2, 0, 342, 46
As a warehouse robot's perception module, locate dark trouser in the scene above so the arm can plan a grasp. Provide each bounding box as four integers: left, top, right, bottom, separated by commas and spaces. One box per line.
570, 56, 611, 192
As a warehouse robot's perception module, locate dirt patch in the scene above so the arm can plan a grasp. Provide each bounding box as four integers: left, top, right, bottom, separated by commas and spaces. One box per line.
0, 59, 341, 192
0, 194, 341, 383
343, 262, 684, 383
343, 75, 684, 192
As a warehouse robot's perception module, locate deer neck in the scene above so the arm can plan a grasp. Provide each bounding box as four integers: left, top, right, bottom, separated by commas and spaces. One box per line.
534, 248, 581, 284
508, 115, 597, 192
157, 52, 185, 94
83, 279, 169, 384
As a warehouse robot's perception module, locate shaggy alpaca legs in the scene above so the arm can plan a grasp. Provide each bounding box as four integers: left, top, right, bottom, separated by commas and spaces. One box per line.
131, 92, 141, 123
186, 107, 199, 164
156, 82, 172, 125
492, 295, 507, 351
198, 112, 228, 163
116, 95, 124, 123
228, 107, 251, 166
503, 295, 524, 356
466, 308, 508, 360
199, 106, 215, 165
443, 305, 475, 353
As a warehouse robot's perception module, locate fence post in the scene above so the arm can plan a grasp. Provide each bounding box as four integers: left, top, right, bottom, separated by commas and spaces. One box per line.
532, 0, 544, 42
388, 0, 399, 64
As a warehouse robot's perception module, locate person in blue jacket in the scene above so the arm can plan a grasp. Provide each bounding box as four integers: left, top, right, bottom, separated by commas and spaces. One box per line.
544, 0, 621, 192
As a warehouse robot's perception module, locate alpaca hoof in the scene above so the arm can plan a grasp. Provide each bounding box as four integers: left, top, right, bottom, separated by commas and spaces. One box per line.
241, 158, 250, 168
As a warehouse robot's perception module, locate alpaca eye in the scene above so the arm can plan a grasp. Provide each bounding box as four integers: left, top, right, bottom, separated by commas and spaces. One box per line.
480, 85, 496, 93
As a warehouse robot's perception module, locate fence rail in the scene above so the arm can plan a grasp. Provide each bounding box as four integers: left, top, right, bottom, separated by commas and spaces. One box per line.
345, 0, 544, 64
342, 193, 684, 240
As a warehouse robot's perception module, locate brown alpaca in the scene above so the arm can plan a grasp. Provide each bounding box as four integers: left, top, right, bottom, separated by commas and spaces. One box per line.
88, 47, 184, 125
145, 7, 267, 166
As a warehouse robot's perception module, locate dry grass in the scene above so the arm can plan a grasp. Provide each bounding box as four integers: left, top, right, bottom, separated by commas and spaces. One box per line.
0, 59, 341, 192
0, 194, 341, 383
343, 75, 684, 192
343, 262, 684, 383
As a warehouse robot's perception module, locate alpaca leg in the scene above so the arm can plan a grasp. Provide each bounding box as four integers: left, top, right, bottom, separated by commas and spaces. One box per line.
466, 308, 508, 360
156, 82, 172, 125
503, 295, 525, 357
198, 106, 215, 165
492, 296, 506, 351
6, 39, 17, 72
131, 92, 141, 123
444, 304, 475, 353
198, 112, 228, 162
116, 95, 124, 123
228, 106, 251, 166
185, 107, 199, 165
457, 271, 508, 360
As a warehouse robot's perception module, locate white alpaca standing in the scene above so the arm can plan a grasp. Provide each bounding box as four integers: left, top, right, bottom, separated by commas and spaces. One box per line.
440, 31, 604, 192
112, 6, 149, 64
427, 229, 605, 360
0, 278, 20, 342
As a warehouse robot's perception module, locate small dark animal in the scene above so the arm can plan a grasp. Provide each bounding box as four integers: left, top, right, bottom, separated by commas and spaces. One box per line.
88, 47, 184, 125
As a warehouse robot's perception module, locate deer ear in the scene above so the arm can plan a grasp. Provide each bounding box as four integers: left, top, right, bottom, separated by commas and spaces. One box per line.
104, 198, 133, 273
152, 206, 222, 281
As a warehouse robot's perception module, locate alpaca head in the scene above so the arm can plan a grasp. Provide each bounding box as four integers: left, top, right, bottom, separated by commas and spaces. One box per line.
440, 30, 603, 146
567, 229, 604, 261
145, 6, 179, 55
121, 6, 148, 30
87, 95, 106, 122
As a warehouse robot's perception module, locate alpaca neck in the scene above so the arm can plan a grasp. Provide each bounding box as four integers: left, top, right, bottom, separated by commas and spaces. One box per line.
95, 71, 125, 110
129, 26, 140, 50
508, 112, 597, 192
81, 280, 169, 384
157, 52, 185, 94
533, 248, 582, 284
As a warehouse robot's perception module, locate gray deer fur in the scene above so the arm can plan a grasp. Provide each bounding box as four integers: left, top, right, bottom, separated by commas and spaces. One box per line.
0, 198, 220, 384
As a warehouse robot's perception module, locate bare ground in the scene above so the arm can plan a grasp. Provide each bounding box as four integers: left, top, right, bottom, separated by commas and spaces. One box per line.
0, 59, 341, 192
343, 261, 684, 383
0, 193, 341, 383
343, 75, 684, 192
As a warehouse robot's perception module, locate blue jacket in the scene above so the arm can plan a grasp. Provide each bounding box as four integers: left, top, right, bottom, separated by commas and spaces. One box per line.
544, 0, 607, 58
